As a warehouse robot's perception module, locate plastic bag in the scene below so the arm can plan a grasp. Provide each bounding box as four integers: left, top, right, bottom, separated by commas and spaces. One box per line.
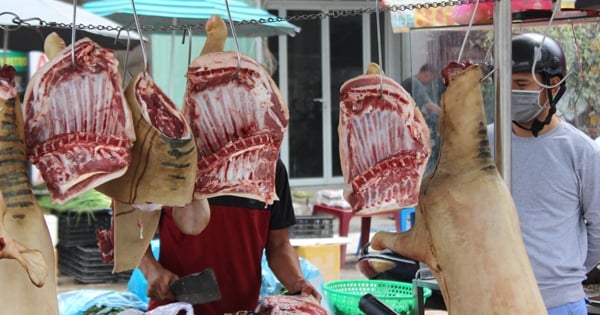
58, 289, 147, 315
118, 302, 194, 315
259, 251, 329, 312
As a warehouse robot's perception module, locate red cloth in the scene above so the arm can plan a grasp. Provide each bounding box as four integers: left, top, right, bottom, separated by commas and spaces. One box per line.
148, 205, 270, 314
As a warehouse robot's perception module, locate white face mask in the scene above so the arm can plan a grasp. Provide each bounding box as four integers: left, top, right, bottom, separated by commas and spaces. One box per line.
511, 89, 546, 123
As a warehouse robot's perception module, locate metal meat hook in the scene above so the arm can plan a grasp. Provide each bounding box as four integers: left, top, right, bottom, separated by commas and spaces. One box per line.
181, 27, 193, 66
530, 0, 571, 89
71, 0, 77, 69
130, 0, 149, 74
114, 27, 133, 87
375, 0, 384, 98
225, 0, 242, 79
456, 0, 480, 64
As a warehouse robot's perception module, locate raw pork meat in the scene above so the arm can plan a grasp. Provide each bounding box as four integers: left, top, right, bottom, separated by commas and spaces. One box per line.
338, 63, 430, 215
95, 71, 197, 272
256, 295, 329, 315
371, 65, 546, 313
0, 65, 58, 314
184, 15, 288, 205
96, 72, 197, 208
22, 33, 135, 204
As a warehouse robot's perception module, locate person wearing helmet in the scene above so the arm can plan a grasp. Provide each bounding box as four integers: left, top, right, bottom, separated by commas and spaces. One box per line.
488, 32, 600, 315
511, 32, 567, 137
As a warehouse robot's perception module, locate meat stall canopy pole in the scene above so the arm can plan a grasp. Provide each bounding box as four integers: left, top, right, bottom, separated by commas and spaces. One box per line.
493, 0, 513, 190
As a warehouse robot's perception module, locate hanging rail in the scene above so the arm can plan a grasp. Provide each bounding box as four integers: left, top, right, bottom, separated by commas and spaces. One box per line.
0, 0, 473, 33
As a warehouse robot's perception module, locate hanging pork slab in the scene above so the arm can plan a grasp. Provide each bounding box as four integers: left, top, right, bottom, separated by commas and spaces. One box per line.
22, 32, 135, 204
183, 15, 288, 205
0, 65, 58, 314
370, 64, 546, 313
339, 63, 431, 215
96, 72, 197, 208
95, 70, 196, 271
97, 200, 160, 273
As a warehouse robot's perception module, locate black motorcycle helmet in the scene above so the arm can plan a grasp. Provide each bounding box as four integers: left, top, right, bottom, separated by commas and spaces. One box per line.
512, 33, 567, 136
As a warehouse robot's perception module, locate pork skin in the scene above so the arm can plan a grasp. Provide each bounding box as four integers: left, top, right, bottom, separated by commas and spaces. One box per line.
371, 65, 546, 314
0, 65, 58, 314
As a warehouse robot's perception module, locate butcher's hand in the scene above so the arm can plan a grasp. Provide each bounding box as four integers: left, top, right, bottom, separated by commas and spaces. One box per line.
139, 248, 179, 302
145, 263, 179, 302
288, 279, 322, 302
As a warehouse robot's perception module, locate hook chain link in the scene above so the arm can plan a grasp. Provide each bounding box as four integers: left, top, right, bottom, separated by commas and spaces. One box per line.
0, 0, 475, 34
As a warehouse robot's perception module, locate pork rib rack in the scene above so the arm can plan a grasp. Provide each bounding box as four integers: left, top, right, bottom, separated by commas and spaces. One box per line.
184, 16, 288, 205
339, 63, 430, 215
22, 33, 135, 204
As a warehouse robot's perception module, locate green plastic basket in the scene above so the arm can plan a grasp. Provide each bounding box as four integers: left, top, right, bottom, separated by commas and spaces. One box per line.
322, 279, 432, 315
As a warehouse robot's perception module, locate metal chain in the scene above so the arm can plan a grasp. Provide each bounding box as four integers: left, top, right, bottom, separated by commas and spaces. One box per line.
0, 0, 482, 33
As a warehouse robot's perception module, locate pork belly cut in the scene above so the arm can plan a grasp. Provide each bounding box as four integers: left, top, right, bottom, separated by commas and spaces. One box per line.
184, 52, 288, 205
22, 34, 135, 204
339, 63, 430, 215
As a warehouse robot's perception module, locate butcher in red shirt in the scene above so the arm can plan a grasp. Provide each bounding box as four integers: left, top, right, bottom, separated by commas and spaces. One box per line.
138, 159, 321, 314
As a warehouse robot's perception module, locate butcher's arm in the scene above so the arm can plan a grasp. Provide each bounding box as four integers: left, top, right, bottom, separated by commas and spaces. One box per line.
265, 228, 322, 301
582, 150, 600, 271
172, 198, 211, 235
138, 247, 178, 302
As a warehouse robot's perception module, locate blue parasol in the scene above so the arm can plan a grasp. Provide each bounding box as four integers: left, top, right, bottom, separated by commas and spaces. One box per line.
83, 0, 300, 37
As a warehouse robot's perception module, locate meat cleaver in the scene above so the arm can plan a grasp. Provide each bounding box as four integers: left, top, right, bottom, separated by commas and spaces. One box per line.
169, 268, 221, 304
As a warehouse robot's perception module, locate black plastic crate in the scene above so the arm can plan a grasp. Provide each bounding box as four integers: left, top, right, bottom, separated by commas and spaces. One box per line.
289, 215, 334, 238
57, 244, 131, 284
54, 209, 112, 246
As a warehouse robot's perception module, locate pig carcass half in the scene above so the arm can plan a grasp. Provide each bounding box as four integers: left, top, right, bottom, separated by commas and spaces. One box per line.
339, 63, 431, 215
95, 71, 197, 272
183, 15, 288, 205
0, 65, 58, 314
22, 33, 135, 204
370, 64, 546, 314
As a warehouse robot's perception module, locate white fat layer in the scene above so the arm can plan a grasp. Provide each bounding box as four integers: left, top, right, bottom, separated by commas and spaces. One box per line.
56, 166, 128, 204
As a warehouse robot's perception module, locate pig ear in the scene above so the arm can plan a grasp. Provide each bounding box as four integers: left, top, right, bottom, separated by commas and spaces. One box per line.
199, 15, 228, 56
366, 63, 384, 76
0, 236, 48, 288
17, 247, 48, 288
44, 32, 66, 60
